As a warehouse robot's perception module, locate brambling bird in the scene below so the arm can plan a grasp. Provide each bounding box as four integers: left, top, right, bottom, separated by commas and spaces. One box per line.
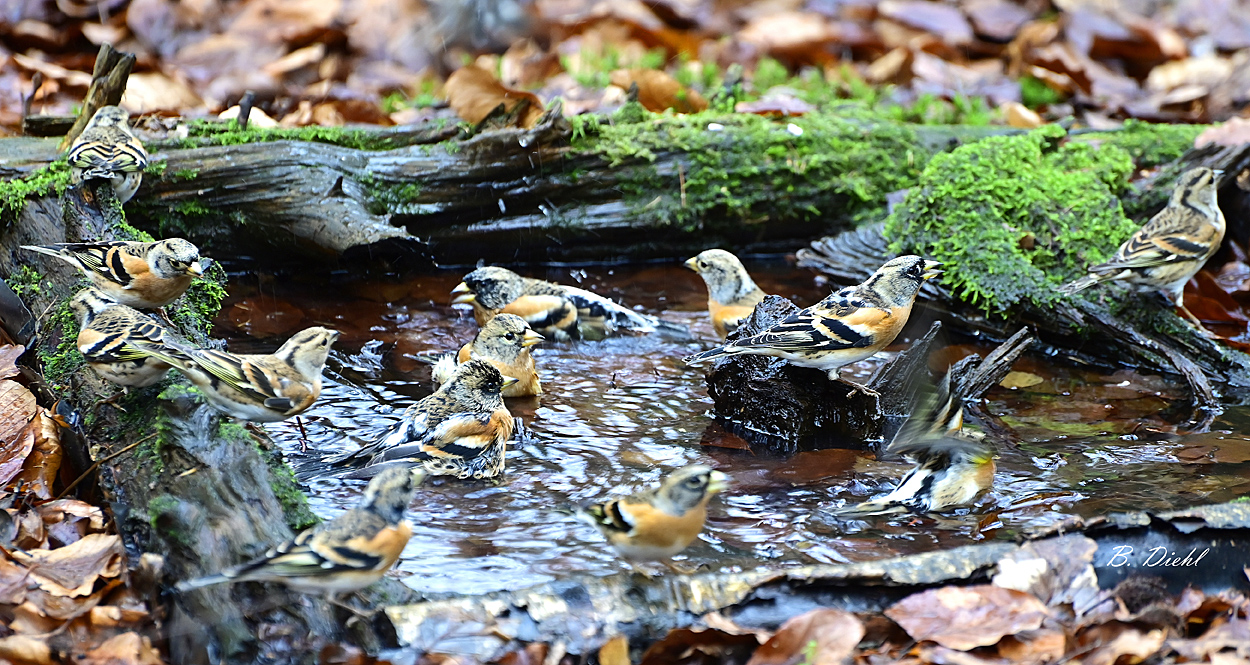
683, 256, 942, 395
22, 239, 205, 310
319, 359, 517, 480
834, 370, 994, 516
577, 465, 729, 575
685, 249, 767, 339
429, 313, 543, 397
67, 105, 148, 203
1060, 167, 1225, 335
176, 466, 424, 595
137, 327, 339, 422
451, 266, 689, 341
69, 287, 182, 389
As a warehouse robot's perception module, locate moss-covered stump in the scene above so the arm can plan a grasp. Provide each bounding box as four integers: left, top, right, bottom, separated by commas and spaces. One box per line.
0, 182, 415, 664
800, 126, 1250, 411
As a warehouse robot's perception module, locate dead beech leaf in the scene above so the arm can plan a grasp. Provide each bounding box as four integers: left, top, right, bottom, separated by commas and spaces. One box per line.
609, 69, 707, 113
747, 608, 864, 665
1169, 617, 1250, 661
1196, 117, 1250, 149
878, 0, 974, 45
121, 72, 204, 114
885, 585, 1048, 650
446, 64, 544, 129
0, 635, 54, 665
0, 344, 24, 379
997, 630, 1067, 663
1000, 371, 1044, 389
12, 533, 124, 597
599, 636, 630, 665
81, 632, 163, 665
0, 378, 37, 487
1001, 101, 1044, 128
0, 556, 30, 605
640, 628, 761, 665
24, 577, 122, 620
14, 411, 62, 500
1079, 623, 1165, 665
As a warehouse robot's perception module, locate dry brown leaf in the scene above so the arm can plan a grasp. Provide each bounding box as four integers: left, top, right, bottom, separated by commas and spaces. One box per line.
0, 378, 37, 486
501, 39, 563, 89
1079, 623, 1165, 665
640, 628, 762, 665
885, 585, 1048, 650
122, 72, 204, 114
609, 69, 707, 113
599, 635, 630, 665
14, 507, 46, 549
879, 0, 974, 45
867, 47, 912, 84
964, 0, 1033, 42
702, 611, 773, 643
12, 533, 124, 597
0, 555, 30, 605
737, 12, 837, 57
1001, 102, 1044, 128
89, 604, 152, 629
8, 600, 62, 634
0, 345, 24, 379
15, 411, 62, 500
0, 635, 54, 665
81, 632, 163, 665
24, 577, 122, 620
445, 64, 544, 129
1196, 118, 1250, 149
1000, 370, 1044, 389
747, 608, 864, 665
997, 630, 1067, 664
1170, 617, 1250, 661
219, 105, 279, 128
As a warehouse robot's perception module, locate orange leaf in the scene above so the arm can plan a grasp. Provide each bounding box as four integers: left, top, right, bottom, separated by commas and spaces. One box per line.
0, 635, 54, 665
609, 69, 708, 113
885, 585, 1048, 650
80, 632, 163, 665
0, 345, 24, 380
11, 533, 124, 597
747, 609, 864, 665
445, 64, 544, 129
15, 411, 62, 500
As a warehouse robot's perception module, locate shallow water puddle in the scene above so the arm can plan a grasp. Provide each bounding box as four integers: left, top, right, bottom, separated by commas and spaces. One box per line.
214, 260, 1250, 596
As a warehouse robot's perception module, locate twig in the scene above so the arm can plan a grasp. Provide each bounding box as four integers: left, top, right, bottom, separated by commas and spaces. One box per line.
52, 432, 156, 501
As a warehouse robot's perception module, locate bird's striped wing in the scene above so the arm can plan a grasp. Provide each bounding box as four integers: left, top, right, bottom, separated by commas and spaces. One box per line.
733, 304, 888, 352
79, 316, 176, 364
68, 130, 148, 177
183, 350, 311, 411
376, 411, 504, 462
558, 286, 658, 333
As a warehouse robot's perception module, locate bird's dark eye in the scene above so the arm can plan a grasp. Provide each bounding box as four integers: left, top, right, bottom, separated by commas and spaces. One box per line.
686, 477, 704, 488
698, 261, 707, 269
505, 332, 516, 341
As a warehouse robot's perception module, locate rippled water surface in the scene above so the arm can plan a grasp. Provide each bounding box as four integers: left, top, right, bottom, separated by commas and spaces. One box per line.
213, 260, 1250, 596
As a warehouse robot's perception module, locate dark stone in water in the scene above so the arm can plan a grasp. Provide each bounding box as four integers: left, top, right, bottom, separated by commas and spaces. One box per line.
702, 296, 943, 454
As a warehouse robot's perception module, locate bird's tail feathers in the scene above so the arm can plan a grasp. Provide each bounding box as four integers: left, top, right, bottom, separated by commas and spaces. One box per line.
682, 345, 737, 366
1058, 274, 1101, 295
175, 573, 231, 592
829, 498, 907, 518
429, 354, 457, 386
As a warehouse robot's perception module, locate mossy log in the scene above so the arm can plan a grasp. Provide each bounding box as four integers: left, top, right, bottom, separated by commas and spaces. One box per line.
0, 182, 416, 664
0, 110, 1191, 267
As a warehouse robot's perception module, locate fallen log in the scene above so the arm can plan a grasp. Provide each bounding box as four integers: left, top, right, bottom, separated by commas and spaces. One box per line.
0, 108, 1198, 266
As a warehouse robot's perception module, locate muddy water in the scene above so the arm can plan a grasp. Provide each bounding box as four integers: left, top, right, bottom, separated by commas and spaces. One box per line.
214, 260, 1250, 596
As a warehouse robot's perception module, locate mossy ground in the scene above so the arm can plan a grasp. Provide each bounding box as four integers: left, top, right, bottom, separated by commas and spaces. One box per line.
885, 124, 1142, 314
181, 119, 419, 151
0, 159, 72, 222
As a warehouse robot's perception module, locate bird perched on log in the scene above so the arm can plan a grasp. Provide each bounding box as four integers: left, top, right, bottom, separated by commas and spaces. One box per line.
69, 287, 182, 389
22, 239, 205, 309
316, 359, 517, 480
135, 326, 339, 422
1060, 167, 1225, 336
66, 105, 149, 203
451, 266, 689, 341
424, 313, 544, 397
683, 255, 942, 395
685, 249, 767, 339
833, 369, 994, 516
577, 464, 729, 575
176, 465, 424, 595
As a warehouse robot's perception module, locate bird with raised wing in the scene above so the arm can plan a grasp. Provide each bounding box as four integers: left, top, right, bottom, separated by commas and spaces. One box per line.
318, 359, 517, 480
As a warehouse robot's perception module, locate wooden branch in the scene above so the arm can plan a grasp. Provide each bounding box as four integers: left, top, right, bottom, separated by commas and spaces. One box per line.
60, 44, 135, 150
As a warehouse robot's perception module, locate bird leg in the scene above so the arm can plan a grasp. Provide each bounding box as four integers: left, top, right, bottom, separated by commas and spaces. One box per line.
327, 593, 376, 620
663, 560, 699, 575
832, 373, 880, 399
295, 416, 310, 452
626, 562, 656, 579
1170, 291, 1219, 339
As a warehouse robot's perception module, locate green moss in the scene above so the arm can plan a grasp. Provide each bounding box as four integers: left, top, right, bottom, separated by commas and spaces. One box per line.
172, 168, 199, 181
144, 161, 167, 178
1074, 119, 1203, 169
265, 453, 318, 531
1020, 76, 1065, 109
183, 120, 410, 151
147, 494, 192, 546
39, 292, 86, 390
577, 109, 929, 232
8, 265, 42, 298
1, 159, 72, 221
885, 125, 1140, 314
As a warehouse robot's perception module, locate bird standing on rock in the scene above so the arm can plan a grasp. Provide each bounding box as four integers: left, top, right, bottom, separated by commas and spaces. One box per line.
428, 313, 544, 397
1060, 167, 1225, 336
135, 326, 339, 422
683, 255, 942, 396
685, 249, 767, 339
833, 369, 994, 516
176, 466, 424, 595
317, 359, 517, 480
69, 287, 181, 389
451, 266, 688, 341
22, 239, 205, 310
578, 464, 730, 576
66, 105, 149, 203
